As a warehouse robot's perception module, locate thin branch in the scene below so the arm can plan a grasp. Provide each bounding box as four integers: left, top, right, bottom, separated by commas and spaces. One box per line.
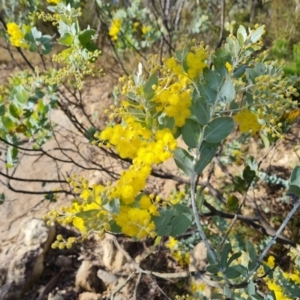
0, 170, 66, 183
216, 0, 226, 48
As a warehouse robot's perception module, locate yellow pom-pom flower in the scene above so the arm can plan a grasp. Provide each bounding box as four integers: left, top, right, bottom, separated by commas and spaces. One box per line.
234, 109, 261, 135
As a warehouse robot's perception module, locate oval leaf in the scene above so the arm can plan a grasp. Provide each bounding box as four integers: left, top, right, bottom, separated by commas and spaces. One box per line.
143, 73, 158, 100
58, 32, 74, 46
170, 214, 191, 236
195, 142, 218, 174
181, 119, 200, 148
79, 29, 96, 46
224, 266, 242, 279
249, 25, 265, 43
174, 147, 193, 176
218, 77, 235, 103
204, 117, 234, 143
220, 243, 232, 269
193, 97, 210, 125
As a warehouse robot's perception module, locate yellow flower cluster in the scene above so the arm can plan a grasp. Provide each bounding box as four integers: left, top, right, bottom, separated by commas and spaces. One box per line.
120, 47, 206, 129
46, 91, 178, 242
166, 237, 190, 266
185, 47, 208, 79
166, 190, 185, 205
99, 116, 152, 159
191, 282, 206, 293
153, 82, 192, 127
115, 207, 155, 238
50, 47, 103, 89
165, 42, 208, 80
264, 255, 300, 300
109, 19, 122, 41
234, 109, 261, 135
252, 66, 299, 138
6, 23, 28, 49
225, 61, 233, 72
46, 0, 61, 4
142, 25, 151, 35
45, 172, 158, 244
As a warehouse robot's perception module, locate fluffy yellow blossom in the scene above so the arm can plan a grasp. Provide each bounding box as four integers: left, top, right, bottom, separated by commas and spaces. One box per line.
142, 25, 151, 35
67, 201, 101, 233
264, 255, 299, 300
191, 282, 206, 293
225, 61, 233, 72
100, 117, 152, 159
115, 207, 155, 238
153, 84, 191, 127
266, 255, 275, 268
7, 23, 28, 48
109, 19, 122, 41
133, 22, 140, 32
165, 57, 184, 75
265, 279, 293, 300
47, 0, 61, 4
234, 109, 261, 135
186, 48, 208, 79
166, 237, 178, 249
283, 270, 300, 284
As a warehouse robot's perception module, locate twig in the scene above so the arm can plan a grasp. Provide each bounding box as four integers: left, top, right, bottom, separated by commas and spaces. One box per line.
216, 0, 226, 48
245, 198, 300, 282
133, 272, 142, 300
110, 272, 135, 300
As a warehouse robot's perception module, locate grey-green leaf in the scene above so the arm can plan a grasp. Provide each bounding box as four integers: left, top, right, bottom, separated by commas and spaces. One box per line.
206, 264, 220, 274
58, 32, 74, 46
198, 84, 217, 104
192, 97, 210, 125
227, 252, 242, 267
195, 142, 218, 174
247, 241, 257, 265
79, 29, 96, 46
170, 214, 192, 236
143, 73, 158, 100
221, 243, 232, 269
248, 280, 256, 296
289, 166, 300, 187
153, 208, 175, 236
237, 25, 247, 46
218, 77, 235, 103
204, 117, 234, 143
181, 119, 200, 148
249, 25, 265, 43
174, 147, 194, 176
224, 265, 242, 279
203, 68, 224, 91
288, 166, 300, 198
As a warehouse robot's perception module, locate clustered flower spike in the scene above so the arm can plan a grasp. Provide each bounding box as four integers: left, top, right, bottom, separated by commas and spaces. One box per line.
109, 19, 122, 41
45, 39, 212, 244
6, 23, 28, 49
252, 63, 299, 138
46, 0, 62, 4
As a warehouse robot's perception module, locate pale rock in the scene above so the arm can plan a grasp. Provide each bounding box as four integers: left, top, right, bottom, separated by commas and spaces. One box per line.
189, 242, 207, 273
75, 260, 106, 293
0, 218, 56, 300
78, 292, 101, 300
102, 234, 126, 272
97, 269, 118, 286
189, 242, 211, 298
